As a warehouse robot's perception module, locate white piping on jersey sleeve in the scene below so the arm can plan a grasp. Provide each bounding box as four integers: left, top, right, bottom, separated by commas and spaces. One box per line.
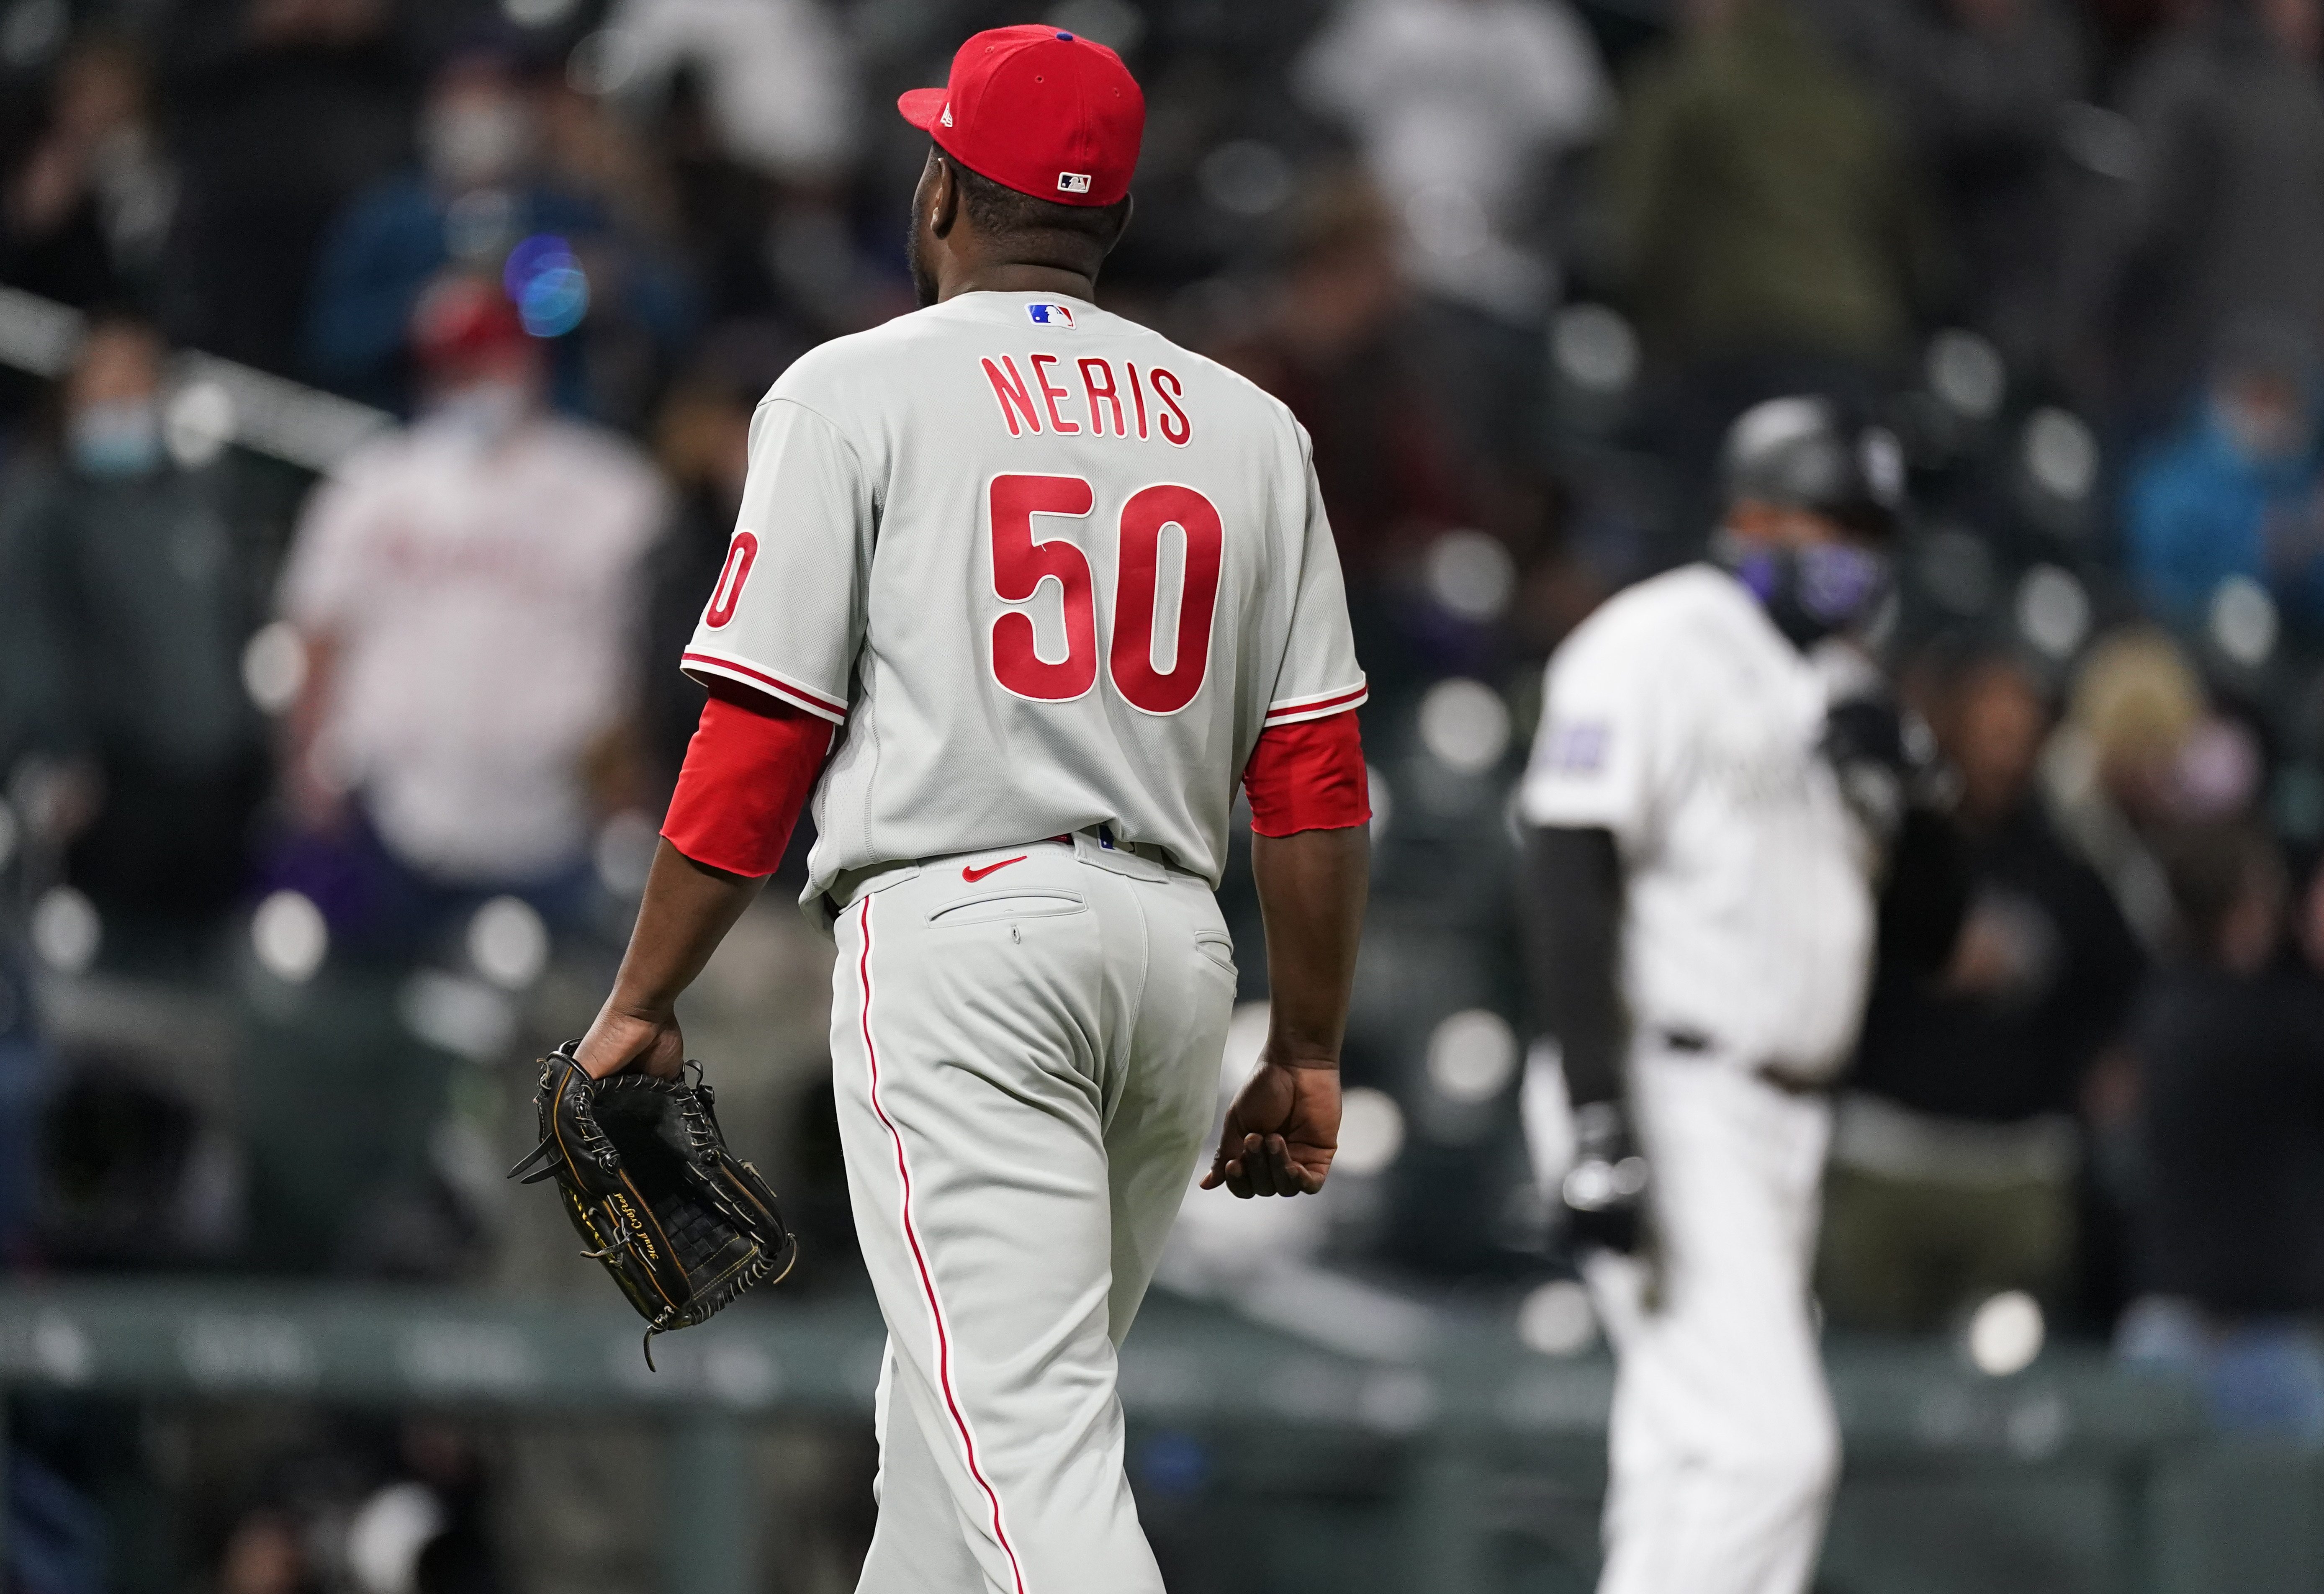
680, 645, 851, 725
1264, 678, 1369, 727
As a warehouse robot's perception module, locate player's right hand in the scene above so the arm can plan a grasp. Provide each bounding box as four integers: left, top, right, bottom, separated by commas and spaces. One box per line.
1560, 1101, 1651, 1256
1201, 1059, 1339, 1198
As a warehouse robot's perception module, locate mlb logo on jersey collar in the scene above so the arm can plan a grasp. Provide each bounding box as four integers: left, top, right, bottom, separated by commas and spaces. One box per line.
1027, 302, 1076, 328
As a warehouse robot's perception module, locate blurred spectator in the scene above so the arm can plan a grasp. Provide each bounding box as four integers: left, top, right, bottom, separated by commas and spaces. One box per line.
4, 1394, 118, 1594
639, 324, 802, 785
2124, 320, 2324, 634
272, 276, 663, 951
214, 1511, 316, 1594
1821, 638, 2145, 1332
200, 1418, 496, 1594
2118, 823, 2324, 1443
633, 61, 876, 335
306, 46, 693, 421
2063, 0, 2324, 434
1, 36, 175, 312
1211, 178, 1478, 662
1607, 0, 1937, 383
596, 0, 858, 183
1805, 0, 2086, 373
2042, 626, 2210, 948
159, 0, 414, 379
0, 428, 44, 1268
640, 68, 784, 321
1, 318, 268, 948
0, 957, 43, 1267
37, 1060, 242, 1266
1294, 0, 1612, 321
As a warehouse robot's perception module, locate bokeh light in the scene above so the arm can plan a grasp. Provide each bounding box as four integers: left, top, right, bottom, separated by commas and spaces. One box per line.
1517, 1279, 1598, 1358
1335, 1086, 1406, 1179
1418, 678, 1512, 774
32, 885, 100, 972
251, 890, 328, 983
1426, 530, 1517, 623
503, 235, 589, 338
1967, 1291, 2046, 1378
1426, 1009, 1519, 1104
468, 896, 550, 990
241, 621, 308, 714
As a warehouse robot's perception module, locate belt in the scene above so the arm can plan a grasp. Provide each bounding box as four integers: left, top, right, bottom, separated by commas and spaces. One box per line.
1046, 823, 1173, 868
1653, 1027, 1830, 1098
822, 826, 1174, 918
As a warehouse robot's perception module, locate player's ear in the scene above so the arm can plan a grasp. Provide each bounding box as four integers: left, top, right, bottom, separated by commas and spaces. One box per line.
928, 150, 963, 241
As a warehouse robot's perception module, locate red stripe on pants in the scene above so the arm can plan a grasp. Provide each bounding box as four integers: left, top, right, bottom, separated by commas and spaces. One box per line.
856, 896, 1028, 1594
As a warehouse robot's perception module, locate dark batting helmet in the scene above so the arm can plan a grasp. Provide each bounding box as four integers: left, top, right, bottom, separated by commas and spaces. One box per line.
1718, 396, 1906, 540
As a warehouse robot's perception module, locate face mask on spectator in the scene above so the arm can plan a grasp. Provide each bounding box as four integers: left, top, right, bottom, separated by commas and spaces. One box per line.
2211, 391, 2312, 465
422, 98, 533, 190
69, 399, 162, 478
432, 378, 530, 445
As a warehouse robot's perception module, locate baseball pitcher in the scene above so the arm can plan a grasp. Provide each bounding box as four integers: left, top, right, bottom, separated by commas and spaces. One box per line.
571, 26, 1372, 1593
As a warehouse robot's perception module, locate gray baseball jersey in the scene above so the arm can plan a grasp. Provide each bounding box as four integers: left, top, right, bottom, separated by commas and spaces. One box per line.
681, 291, 1366, 895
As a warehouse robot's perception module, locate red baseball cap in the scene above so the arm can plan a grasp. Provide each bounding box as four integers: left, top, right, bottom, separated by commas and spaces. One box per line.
897, 25, 1144, 208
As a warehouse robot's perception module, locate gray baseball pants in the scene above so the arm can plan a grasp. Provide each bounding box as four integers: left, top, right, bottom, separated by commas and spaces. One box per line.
830, 834, 1237, 1593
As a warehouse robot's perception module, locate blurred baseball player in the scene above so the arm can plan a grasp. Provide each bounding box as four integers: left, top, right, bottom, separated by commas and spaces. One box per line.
1519, 398, 1939, 1594
571, 26, 1372, 1593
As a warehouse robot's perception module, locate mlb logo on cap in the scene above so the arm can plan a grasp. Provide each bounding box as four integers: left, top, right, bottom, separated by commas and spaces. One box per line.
1027, 303, 1075, 328
1058, 172, 1093, 194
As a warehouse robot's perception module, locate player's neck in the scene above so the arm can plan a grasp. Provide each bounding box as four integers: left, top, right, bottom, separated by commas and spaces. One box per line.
938, 262, 1098, 304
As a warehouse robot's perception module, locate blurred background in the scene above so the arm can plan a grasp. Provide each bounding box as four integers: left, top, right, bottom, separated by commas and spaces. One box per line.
8, 0, 2324, 1589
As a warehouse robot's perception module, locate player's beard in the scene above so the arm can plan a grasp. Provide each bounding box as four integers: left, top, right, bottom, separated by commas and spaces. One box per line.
906, 216, 939, 309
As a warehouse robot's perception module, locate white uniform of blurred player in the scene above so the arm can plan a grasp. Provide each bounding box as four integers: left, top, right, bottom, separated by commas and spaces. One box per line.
1519, 398, 1915, 1594
574, 26, 1375, 1594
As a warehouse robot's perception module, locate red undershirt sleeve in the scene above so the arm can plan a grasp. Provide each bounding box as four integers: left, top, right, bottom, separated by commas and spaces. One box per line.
660, 677, 837, 878
1243, 708, 1371, 837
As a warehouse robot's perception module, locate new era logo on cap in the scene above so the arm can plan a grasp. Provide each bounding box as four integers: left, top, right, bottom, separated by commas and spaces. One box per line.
1027, 303, 1075, 327
1058, 172, 1092, 194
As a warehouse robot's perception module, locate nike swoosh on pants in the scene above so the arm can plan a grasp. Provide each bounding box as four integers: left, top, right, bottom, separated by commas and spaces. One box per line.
961, 856, 1028, 883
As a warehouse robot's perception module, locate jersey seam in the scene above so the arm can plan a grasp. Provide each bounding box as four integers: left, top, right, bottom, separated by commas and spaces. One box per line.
1257, 426, 1326, 746
852, 641, 881, 868
754, 393, 875, 487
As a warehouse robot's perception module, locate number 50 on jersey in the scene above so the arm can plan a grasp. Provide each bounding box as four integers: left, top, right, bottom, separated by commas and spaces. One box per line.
698, 472, 1225, 717
987, 473, 1222, 715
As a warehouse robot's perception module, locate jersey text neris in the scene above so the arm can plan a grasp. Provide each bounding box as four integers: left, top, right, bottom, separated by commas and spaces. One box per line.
981, 353, 1192, 445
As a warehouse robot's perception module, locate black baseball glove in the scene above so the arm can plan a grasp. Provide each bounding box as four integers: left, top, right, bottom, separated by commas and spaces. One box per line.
509, 1041, 798, 1366
1560, 1100, 1652, 1257
1821, 695, 1951, 846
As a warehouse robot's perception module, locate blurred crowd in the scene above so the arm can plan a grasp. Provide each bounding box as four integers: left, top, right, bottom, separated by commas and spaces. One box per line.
12, 0, 2324, 1585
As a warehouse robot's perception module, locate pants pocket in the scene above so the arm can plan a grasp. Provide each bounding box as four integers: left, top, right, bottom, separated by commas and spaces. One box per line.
927, 890, 1087, 927
1194, 931, 1237, 975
